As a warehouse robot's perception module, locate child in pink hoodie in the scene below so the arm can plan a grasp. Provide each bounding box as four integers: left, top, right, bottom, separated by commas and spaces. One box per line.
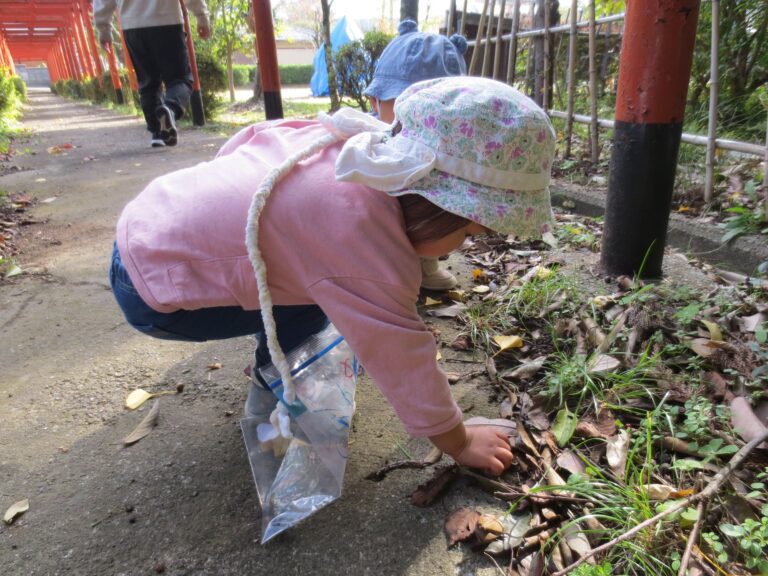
111, 76, 555, 475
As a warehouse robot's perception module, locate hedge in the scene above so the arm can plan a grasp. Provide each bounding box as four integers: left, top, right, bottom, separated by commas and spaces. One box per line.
232, 63, 314, 86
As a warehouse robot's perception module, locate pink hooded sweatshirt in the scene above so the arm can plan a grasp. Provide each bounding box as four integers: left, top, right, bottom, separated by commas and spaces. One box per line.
116, 119, 462, 437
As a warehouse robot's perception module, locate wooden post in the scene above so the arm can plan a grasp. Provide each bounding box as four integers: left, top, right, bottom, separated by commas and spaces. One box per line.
564, 0, 578, 157
469, 0, 489, 75
493, 0, 507, 80
481, 0, 496, 78
588, 0, 598, 163
447, 0, 456, 36
506, 0, 520, 84
704, 0, 719, 203
459, 0, 468, 36
601, 0, 701, 278
542, 0, 550, 111
251, 0, 283, 119
179, 0, 205, 125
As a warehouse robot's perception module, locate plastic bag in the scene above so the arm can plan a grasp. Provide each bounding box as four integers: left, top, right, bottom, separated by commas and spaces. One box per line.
240, 323, 358, 543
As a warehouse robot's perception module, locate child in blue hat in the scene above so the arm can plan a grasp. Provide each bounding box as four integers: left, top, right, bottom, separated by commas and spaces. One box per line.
363, 20, 469, 291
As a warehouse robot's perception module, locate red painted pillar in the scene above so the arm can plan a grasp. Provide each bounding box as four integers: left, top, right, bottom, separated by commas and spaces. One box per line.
179, 0, 205, 125
60, 36, 75, 80
71, 9, 94, 79
64, 30, 82, 80
105, 42, 125, 104
251, 0, 282, 119
81, 0, 105, 84
600, 0, 701, 278
75, 3, 97, 79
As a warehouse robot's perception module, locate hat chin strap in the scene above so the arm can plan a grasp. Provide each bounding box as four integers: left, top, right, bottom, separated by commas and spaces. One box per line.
335, 132, 437, 191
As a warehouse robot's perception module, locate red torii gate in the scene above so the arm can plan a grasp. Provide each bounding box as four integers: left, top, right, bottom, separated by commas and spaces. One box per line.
0, 0, 284, 123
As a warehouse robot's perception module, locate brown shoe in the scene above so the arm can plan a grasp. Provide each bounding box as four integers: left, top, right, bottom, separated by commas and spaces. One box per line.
420, 257, 458, 290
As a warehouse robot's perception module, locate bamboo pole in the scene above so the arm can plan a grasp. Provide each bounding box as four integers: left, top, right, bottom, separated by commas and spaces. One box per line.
493, 0, 507, 80
459, 0, 468, 36
764, 113, 767, 223
543, 0, 550, 111
588, 0, 598, 163
447, 0, 456, 36
704, 0, 720, 203
469, 0, 489, 75
564, 0, 578, 157
482, 0, 497, 78
505, 0, 521, 84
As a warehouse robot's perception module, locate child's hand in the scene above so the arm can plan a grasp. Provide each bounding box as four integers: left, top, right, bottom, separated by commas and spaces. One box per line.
453, 426, 514, 476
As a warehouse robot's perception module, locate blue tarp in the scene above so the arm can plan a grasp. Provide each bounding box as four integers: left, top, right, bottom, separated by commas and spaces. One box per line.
309, 16, 364, 97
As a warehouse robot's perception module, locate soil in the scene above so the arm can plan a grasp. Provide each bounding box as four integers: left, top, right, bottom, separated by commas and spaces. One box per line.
0, 89, 516, 576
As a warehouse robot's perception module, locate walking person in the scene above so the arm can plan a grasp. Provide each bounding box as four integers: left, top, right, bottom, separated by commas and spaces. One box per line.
93, 0, 211, 147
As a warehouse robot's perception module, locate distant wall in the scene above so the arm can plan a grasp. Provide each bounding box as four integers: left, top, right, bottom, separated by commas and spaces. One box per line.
15, 64, 51, 87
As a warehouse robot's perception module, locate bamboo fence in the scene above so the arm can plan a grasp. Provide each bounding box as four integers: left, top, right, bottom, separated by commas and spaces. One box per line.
451, 0, 768, 206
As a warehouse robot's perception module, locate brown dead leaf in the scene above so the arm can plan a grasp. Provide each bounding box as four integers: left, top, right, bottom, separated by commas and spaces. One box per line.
123, 400, 161, 446
596, 408, 617, 437
556, 449, 586, 476
411, 465, 458, 508
444, 507, 480, 547
689, 338, 726, 358
606, 430, 630, 479
207, 362, 223, 370
450, 334, 472, 350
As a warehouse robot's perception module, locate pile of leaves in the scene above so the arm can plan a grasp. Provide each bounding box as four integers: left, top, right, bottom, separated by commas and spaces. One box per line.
387, 214, 768, 576
0, 191, 35, 280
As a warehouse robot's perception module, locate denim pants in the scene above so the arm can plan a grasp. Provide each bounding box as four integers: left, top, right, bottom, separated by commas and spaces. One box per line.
109, 244, 328, 369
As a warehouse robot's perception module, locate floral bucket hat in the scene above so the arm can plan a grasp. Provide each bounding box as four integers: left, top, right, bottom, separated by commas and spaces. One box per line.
335, 76, 556, 238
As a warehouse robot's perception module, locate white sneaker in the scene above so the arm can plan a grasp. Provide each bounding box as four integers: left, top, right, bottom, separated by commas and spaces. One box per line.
155, 105, 178, 146
420, 257, 458, 290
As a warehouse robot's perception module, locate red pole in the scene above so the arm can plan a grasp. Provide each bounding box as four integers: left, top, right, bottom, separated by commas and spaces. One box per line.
81, 0, 104, 84
71, 8, 94, 79
179, 0, 205, 125
250, 0, 282, 119
600, 0, 701, 278
105, 42, 125, 104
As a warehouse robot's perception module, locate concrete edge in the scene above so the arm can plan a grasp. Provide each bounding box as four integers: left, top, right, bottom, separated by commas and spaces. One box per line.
550, 183, 768, 276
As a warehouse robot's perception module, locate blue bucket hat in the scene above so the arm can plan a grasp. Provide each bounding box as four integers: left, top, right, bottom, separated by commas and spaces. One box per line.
363, 20, 468, 102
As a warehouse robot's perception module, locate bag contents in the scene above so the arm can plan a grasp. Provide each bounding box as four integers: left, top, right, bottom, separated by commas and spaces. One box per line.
240, 323, 358, 543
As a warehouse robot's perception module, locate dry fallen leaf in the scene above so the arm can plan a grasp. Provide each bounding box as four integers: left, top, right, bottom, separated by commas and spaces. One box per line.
424, 296, 442, 306
606, 430, 630, 479
444, 507, 480, 547
123, 400, 161, 446
700, 319, 723, 342
125, 389, 152, 410
207, 362, 223, 370
3, 499, 29, 524
588, 354, 621, 374
493, 334, 523, 352
472, 285, 491, 294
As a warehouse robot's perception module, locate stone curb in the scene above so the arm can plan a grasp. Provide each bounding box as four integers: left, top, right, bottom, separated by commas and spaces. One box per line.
550, 183, 768, 276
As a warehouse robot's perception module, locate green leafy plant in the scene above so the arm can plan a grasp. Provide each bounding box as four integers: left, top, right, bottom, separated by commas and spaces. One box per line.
720, 205, 768, 243
719, 517, 768, 573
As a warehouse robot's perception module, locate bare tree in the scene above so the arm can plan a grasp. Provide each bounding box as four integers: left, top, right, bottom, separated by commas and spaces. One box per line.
274, 0, 325, 48
320, 0, 341, 111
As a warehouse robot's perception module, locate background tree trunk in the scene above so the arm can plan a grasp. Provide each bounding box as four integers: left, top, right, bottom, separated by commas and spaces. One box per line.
400, 0, 418, 22
320, 0, 340, 111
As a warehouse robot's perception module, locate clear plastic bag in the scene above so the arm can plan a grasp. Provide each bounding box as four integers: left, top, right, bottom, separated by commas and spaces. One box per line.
240, 324, 358, 543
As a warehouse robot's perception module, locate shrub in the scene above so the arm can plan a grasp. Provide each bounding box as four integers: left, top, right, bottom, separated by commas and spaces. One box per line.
231, 64, 251, 87
193, 49, 226, 120
0, 72, 20, 116
334, 30, 394, 110
279, 64, 313, 85
11, 76, 26, 100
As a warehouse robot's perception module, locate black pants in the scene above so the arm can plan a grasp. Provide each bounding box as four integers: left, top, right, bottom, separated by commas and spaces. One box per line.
123, 24, 193, 134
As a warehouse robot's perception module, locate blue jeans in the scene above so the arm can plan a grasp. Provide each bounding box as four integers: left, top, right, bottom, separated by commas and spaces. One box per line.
109, 244, 328, 368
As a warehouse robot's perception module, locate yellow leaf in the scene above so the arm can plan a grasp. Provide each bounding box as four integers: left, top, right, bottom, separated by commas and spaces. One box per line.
591, 295, 614, 308
493, 335, 523, 351
424, 296, 442, 306
436, 351, 442, 361
125, 389, 152, 410
472, 268, 488, 283
700, 319, 723, 342
472, 285, 490, 294
677, 205, 690, 213
536, 267, 553, 280
478, 514, 505, 535
446, 289, 468, 302
3, 499, 29, 524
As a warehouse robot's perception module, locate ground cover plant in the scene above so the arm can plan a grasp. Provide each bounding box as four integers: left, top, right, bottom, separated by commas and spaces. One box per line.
373, 211, 768, 576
